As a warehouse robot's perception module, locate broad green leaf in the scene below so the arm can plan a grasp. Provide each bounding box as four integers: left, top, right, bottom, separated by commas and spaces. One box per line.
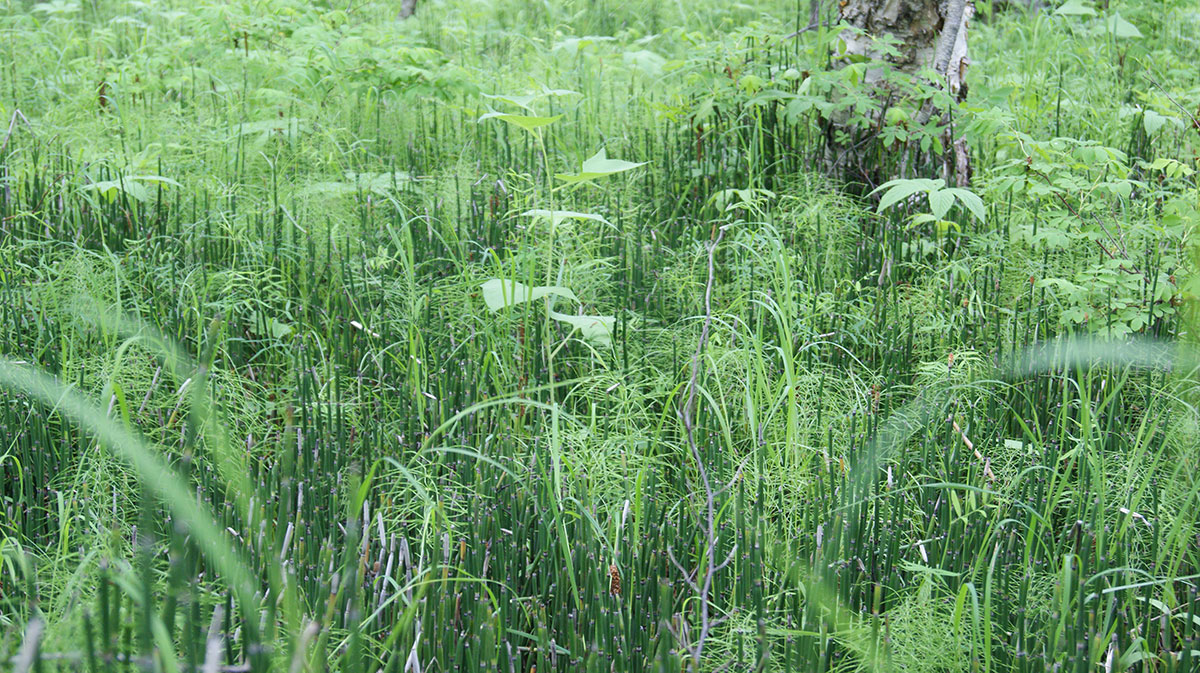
936, 219, 962, 235
1146, 157, 1194, 178
85, 179, 148, 202
33, 0, 82, 14
302, 181, 358, 196
481, 93, 538, 111
480, 279, 577, 312
83, 175, 182, 203
1102, 13, 1142, 39
623, 49, 665, 76
478, 110, 562, 132
520, 209, 612, 227
1054, 0, 1096, 16
709, 187, 776, 212
548, 310, 615, 347
124, 175, 182, 187
928, 188, 954, 220
250, 310, 293, 338
1142, 109, 1169, 136
739, 74, 767, 94
1036, 278, 1080, 293
269, 318, 292, 338
555, 148, 647, 184
872, 178, 941, 214
945, 188, 986, 222
898, 561, 961, 578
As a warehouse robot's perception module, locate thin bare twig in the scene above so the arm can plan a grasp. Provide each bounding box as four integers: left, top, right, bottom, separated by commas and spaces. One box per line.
783, 0, 824, 39
675, 223, 739, 671
0, 109, 32, 156
1142, 72, 1200, 130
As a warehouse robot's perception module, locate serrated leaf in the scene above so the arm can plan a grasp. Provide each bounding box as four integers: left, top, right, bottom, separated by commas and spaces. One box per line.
548, 310, 615, 347
555, 148, 647, 184
480, 279, 577, 312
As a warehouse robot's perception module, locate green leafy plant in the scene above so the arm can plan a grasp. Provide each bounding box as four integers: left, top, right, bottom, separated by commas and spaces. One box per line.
871, 177, 985, 234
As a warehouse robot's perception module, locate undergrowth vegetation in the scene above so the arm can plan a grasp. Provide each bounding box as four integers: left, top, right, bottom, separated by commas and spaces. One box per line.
1, 0, 1198, 671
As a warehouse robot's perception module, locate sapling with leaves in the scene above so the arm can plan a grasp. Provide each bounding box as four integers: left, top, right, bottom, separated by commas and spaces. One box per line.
868, 177, 985, 290
474, 87, 645, 626
871, 177, 986, 235
476, 88, 642, 355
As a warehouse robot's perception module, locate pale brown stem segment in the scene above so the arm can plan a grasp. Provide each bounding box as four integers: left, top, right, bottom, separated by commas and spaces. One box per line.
949, 415, 995, 482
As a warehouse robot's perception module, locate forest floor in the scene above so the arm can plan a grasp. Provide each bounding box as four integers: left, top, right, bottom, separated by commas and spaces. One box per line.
1, 0, 1198, 671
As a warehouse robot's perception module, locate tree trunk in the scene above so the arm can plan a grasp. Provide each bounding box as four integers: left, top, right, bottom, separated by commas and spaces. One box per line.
827, 0, 973, 186
399, 0, 418, 19
839, 0, 949, 78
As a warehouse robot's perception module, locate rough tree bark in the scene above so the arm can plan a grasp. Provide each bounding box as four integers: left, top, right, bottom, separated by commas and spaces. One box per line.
829, 0, 973, 186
